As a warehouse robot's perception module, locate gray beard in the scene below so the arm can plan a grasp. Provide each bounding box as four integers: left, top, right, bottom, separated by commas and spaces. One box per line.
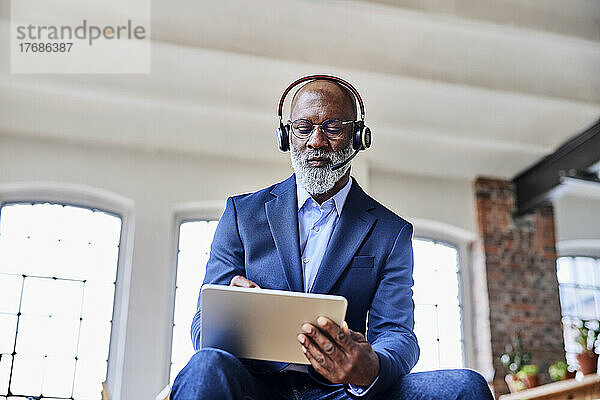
290, 142, 354, 196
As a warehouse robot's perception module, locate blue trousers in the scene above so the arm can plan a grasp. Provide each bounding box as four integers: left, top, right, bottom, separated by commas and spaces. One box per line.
171, 349, 494, 400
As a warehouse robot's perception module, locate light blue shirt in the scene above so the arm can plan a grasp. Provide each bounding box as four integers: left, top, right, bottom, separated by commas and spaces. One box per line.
297, 176, 353, 292
293, 176, 378, 396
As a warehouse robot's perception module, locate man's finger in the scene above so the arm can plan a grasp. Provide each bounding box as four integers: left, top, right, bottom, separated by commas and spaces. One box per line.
342, 321, 349, 333
302, 322, 340, 358
300, 336, 334, 379
316, 317, 355, 353
302, 321, 349, 369
229, 275, 260, 288
349, 329, 367, 343
302, 345, 330, 379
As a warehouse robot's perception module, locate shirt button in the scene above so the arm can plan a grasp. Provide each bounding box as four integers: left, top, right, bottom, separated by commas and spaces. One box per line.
303, 258, 309, 264
313, 226, 319, 232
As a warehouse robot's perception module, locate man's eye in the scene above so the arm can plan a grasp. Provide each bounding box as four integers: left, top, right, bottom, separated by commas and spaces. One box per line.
295, 123, 312, 132
323, 121, 343, 132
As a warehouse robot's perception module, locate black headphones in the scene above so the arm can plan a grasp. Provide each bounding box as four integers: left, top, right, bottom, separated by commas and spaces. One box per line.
276, 74, 372, 154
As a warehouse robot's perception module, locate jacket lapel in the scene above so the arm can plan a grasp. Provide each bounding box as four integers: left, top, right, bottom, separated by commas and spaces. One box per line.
310, 181, 377, 294
265, 175, 304, 292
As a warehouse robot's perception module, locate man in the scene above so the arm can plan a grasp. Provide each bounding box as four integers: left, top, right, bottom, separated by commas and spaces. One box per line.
171, 78, 493, 399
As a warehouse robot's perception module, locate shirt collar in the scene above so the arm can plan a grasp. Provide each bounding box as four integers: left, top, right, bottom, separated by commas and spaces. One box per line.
296, 175, 353, 217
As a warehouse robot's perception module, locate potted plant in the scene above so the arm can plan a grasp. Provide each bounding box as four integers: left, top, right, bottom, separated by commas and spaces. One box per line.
548, 361, 575, 381
573, 319, 600, 375
516, 364, 540, 389
500, 332, 531, 393
504, 375, 525, 393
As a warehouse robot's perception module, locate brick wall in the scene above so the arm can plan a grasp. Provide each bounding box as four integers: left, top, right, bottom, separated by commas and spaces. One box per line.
474, 177, 565, 395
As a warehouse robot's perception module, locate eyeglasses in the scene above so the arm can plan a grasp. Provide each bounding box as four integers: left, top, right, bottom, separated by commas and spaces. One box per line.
289, 118, 355, 139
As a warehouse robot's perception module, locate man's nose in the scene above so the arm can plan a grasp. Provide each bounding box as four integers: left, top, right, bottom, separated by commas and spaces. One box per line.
306, 126, 329, 149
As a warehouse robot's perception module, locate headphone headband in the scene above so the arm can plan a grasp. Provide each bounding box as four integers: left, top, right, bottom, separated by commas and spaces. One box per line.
277, 74, 366, 122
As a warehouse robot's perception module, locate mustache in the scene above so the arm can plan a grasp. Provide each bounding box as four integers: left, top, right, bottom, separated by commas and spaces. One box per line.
297, 148, 334, 163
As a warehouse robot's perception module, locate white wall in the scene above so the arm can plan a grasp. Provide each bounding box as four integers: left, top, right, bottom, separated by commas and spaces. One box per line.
554, 191, 600, 257
0, 134, 478, 398
370, 169, 477, 234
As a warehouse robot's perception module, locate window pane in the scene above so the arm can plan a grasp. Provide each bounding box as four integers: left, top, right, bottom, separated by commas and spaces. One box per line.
0, 203, 121, 399
0, 316, 17, 354
171, 324, 192, 372
78, 320, 112, 360
0, 274, 22, 314
73, 358, 107, 400
573, 257, 598, 286
413, 304, 439, 371
559, 285, 577, 317
10, 354, 44, 396
172, 290, 195, 341
438, 303, 464, 369
15, 314, 79, 358
556, 257, 573, 284
42, 357, 76, 398
0, 235, 32, 276
86, 245, 119, 284
0, 355, 12, 395
575, 289, 597, 319
20, 277, 83, 318
81, 282, 116, 323
170, 220, 218, 384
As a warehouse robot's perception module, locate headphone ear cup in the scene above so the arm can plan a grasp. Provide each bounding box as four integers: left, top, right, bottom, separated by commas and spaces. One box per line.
353, 121, 364, 151
362, 126, 372, 150
277, 122, 290, 152
352, 121, 372, 151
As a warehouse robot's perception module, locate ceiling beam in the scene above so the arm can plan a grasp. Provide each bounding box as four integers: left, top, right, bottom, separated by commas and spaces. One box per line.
513, 118, 600, 215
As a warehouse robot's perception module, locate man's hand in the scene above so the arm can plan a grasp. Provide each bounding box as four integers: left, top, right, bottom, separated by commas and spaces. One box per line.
297, 316, 380, 386
230, 275, 260, 289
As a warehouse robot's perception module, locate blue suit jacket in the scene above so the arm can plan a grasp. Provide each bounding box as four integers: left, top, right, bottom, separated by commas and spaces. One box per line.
191, 175, 419, 396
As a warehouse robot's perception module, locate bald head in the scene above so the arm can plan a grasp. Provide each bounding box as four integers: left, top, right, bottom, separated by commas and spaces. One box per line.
290, 80, 357, 121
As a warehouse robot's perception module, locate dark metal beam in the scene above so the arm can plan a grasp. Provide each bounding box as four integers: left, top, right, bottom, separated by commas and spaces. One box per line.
512, 118, 600, 216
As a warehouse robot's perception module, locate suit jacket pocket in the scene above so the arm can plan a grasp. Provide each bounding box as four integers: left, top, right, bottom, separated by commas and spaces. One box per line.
350, 256, 374, 268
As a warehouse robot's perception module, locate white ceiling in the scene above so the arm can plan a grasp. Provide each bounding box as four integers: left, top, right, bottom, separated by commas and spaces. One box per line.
1, 0, 599, 179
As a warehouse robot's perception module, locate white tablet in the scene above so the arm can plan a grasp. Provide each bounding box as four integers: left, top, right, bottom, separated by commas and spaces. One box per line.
200, 284, 348, 364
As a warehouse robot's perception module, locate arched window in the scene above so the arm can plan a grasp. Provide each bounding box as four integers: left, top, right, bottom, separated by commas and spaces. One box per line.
412, 237, 465, 371
0, 202, 122, 399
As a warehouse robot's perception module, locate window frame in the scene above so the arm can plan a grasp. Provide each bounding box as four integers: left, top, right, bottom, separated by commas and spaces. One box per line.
0, 181, 134, 400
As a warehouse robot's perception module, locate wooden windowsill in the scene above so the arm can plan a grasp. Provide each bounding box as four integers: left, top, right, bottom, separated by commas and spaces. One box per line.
499, 375, 600, 400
